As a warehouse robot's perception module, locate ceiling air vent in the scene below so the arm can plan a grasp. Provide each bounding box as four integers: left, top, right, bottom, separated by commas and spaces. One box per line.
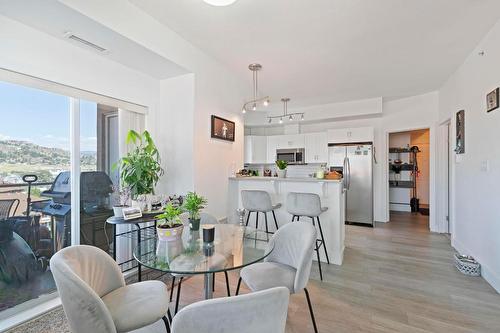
64, 32, 107, 53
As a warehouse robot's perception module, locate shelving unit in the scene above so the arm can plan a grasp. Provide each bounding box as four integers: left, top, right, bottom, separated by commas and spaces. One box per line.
388, 146, 420, 208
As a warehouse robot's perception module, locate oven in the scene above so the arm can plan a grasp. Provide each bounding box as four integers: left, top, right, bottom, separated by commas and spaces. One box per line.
276, 148, 305, 165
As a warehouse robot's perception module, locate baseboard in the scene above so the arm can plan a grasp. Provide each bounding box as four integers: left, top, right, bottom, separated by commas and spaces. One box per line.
452, 237, 500, 294
0, 295, 61, 332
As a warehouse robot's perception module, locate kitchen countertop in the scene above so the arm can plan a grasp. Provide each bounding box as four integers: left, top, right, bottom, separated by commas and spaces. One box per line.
229, 176, 342, 183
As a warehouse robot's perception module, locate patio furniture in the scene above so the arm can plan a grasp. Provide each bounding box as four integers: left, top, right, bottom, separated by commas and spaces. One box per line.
0, 199, 19, 221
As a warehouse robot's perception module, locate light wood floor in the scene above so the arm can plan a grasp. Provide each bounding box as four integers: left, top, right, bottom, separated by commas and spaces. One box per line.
178, 212, 500, 333
8, 212, 500, 333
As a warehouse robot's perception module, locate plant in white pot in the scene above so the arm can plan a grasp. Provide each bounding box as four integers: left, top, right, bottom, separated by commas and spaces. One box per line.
111, 185, 131, 217
276, 160, 288, 178
114, 130, 164, 210
155, 203, 184, 242
183, 192, 207, 231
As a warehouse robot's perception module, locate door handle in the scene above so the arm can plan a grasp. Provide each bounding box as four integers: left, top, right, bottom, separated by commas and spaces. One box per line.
346, 157, 351, 190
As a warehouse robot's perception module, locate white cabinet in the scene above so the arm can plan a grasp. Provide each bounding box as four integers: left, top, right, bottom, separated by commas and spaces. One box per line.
276, 134, 305, 149
305, 132, 328, 163
244, 136, 267, 164
266, 136, 280, 163
327, 127, 374, 144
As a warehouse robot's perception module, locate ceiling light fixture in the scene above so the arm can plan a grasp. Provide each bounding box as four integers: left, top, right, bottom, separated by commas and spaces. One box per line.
203, 0, 238, 6
242, 63, 270, 113
267, 98, 304, 124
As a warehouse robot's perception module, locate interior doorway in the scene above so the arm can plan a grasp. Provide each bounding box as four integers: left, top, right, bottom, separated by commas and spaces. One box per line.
388, 128, 431, 227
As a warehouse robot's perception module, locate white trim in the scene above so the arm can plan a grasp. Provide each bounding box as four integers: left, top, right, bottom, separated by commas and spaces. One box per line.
0, 67, 148, 114
70, 98, 81, 245
0, 296, 61, 332
436, 120, 452, 234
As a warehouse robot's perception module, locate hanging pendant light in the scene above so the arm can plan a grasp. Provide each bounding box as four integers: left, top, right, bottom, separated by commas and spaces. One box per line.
242, 63, 270, 113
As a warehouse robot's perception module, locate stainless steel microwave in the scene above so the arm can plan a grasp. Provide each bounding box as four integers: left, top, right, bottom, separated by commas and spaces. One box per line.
276, 148, 305, 165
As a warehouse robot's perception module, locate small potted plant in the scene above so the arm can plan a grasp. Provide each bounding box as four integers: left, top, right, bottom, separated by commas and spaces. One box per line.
276, 160, 288, 178
155, 203, 185, 242
183, 192, 207, 231
111, 186, 131, 217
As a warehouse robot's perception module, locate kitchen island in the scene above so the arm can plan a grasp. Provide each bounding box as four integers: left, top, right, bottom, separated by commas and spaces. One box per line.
227, 176, 345, 265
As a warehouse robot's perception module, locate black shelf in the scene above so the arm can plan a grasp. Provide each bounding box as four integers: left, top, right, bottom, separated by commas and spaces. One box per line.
389, 163, 415, 171
389, 180, 415, 188
389, 147, 421, 153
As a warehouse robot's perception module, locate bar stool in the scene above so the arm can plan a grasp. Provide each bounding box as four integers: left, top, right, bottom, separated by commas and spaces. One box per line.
286, 192, 330, 281
241, 190, 281, 234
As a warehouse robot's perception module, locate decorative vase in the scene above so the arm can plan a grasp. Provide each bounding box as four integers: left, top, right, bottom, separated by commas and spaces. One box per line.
189, 218, 201, 231
113, 205, 128, 218
277, 169, 287, 178
157, 224, 184, 242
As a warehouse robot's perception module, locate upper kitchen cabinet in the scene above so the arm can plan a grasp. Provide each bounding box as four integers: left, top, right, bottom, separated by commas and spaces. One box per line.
276, 134, 305, 149
266, 135, 280, 163
305, 132, 328, 163
244, 135, 267, 164
327, 127, 374, 144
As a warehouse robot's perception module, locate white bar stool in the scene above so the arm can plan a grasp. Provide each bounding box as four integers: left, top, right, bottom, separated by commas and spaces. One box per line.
241, 190, 281, 234
286, 192, 330, 281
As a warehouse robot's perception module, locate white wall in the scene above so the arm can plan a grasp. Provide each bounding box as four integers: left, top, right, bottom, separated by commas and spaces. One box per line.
439, 19, 500, 293
249, 92, 439, 223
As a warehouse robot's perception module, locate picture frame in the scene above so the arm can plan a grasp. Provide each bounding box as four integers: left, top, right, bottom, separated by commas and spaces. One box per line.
211, 115, 235, 142
486, 88, 499, 113
455, 110, 465, 154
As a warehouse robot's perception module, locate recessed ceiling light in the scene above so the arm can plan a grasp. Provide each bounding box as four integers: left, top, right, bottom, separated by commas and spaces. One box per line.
203, 0, 237, 6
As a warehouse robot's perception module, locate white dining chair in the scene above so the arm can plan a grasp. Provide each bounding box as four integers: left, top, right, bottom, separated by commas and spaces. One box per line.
51, 245, 171, 333
236, 221, 319, 333
171, 286, 289, 333
169, 212, 232, 314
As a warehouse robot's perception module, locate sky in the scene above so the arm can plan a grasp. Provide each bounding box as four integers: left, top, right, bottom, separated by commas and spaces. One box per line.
0, 81, 97, 151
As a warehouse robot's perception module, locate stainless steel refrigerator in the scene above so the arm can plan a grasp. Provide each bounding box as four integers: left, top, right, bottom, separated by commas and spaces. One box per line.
328, 143, 373, 226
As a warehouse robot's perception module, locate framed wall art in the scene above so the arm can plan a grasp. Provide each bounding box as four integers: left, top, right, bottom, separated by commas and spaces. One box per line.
486, 88, 499, 113
455, 110, 465, 154
211, 115, 235, 142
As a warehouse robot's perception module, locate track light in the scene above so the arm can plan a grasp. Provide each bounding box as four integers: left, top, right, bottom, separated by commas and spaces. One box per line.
242, 108, 246, 114
279, 117, 283, 124
268, 117, 272, 123
301, 114, 304, 120
252, 103, 257, 111
263, 99, 269, 107
289, 115, 293, 121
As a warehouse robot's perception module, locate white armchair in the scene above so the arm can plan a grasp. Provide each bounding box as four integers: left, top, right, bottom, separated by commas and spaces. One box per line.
51, 245, 170, 333
171, 287, 289, 333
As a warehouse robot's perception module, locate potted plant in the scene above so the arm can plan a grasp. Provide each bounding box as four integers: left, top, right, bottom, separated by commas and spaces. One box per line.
114, 130, 164, 210
155, 203, 184, 242
276, 160, 288, 178
183, 192, 207, 231
111, 185, 131, 217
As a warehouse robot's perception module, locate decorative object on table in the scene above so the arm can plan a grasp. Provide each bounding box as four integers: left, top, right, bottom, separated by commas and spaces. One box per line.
275, 160, 288, 178
236, 208, 246, 226
114, 130, 164, 206
315, 165, 325, 179
325, 170, 342, 180
264, 169, 272, 177
211, 115, 235, 142
183, 192, 208, 231
455, 110, 465, 154
155, 203, 184, 242
111, 185, 131, 217
241, 63, 270, 114
454, 253, 481, 276
202, 225, 215, 243
267, 97, 304, 123
122, 207, 143, 220
486, 87, 499, 113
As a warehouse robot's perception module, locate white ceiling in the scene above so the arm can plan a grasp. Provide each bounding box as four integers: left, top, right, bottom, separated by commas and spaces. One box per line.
130, 0, 500, 107
0, 0, 187, 79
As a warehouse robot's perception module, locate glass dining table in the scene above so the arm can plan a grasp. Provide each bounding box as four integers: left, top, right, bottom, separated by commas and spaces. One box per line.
133, 224, 273, 299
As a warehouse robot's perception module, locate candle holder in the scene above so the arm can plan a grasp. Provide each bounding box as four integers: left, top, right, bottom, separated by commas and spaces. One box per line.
202, 225, 215, 243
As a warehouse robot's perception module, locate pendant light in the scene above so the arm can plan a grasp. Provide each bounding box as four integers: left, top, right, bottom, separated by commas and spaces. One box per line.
242, 63, 270, 113
267, 98, 305, 124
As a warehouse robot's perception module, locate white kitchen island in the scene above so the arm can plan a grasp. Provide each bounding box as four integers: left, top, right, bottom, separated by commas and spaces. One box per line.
227, 177, 345, 265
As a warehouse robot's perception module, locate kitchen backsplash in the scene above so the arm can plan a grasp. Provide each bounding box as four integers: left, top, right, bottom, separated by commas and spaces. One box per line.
245, 164, 325, 178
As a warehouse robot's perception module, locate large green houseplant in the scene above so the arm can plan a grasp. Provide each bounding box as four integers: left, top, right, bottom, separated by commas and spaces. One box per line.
183, 192, 207, 231
115, 130, 164, 201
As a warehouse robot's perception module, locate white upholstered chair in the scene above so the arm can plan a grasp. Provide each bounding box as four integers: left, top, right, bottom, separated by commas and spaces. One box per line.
171, 287, 289, 333
236, 221, 319, 333
51, 245, 170, 333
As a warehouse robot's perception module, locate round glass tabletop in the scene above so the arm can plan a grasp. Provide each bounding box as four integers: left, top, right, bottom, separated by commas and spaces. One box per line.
133, 224, 273, 275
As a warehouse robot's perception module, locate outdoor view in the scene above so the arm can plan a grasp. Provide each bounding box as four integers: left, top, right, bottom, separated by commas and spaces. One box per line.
0, 80, 111, 315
